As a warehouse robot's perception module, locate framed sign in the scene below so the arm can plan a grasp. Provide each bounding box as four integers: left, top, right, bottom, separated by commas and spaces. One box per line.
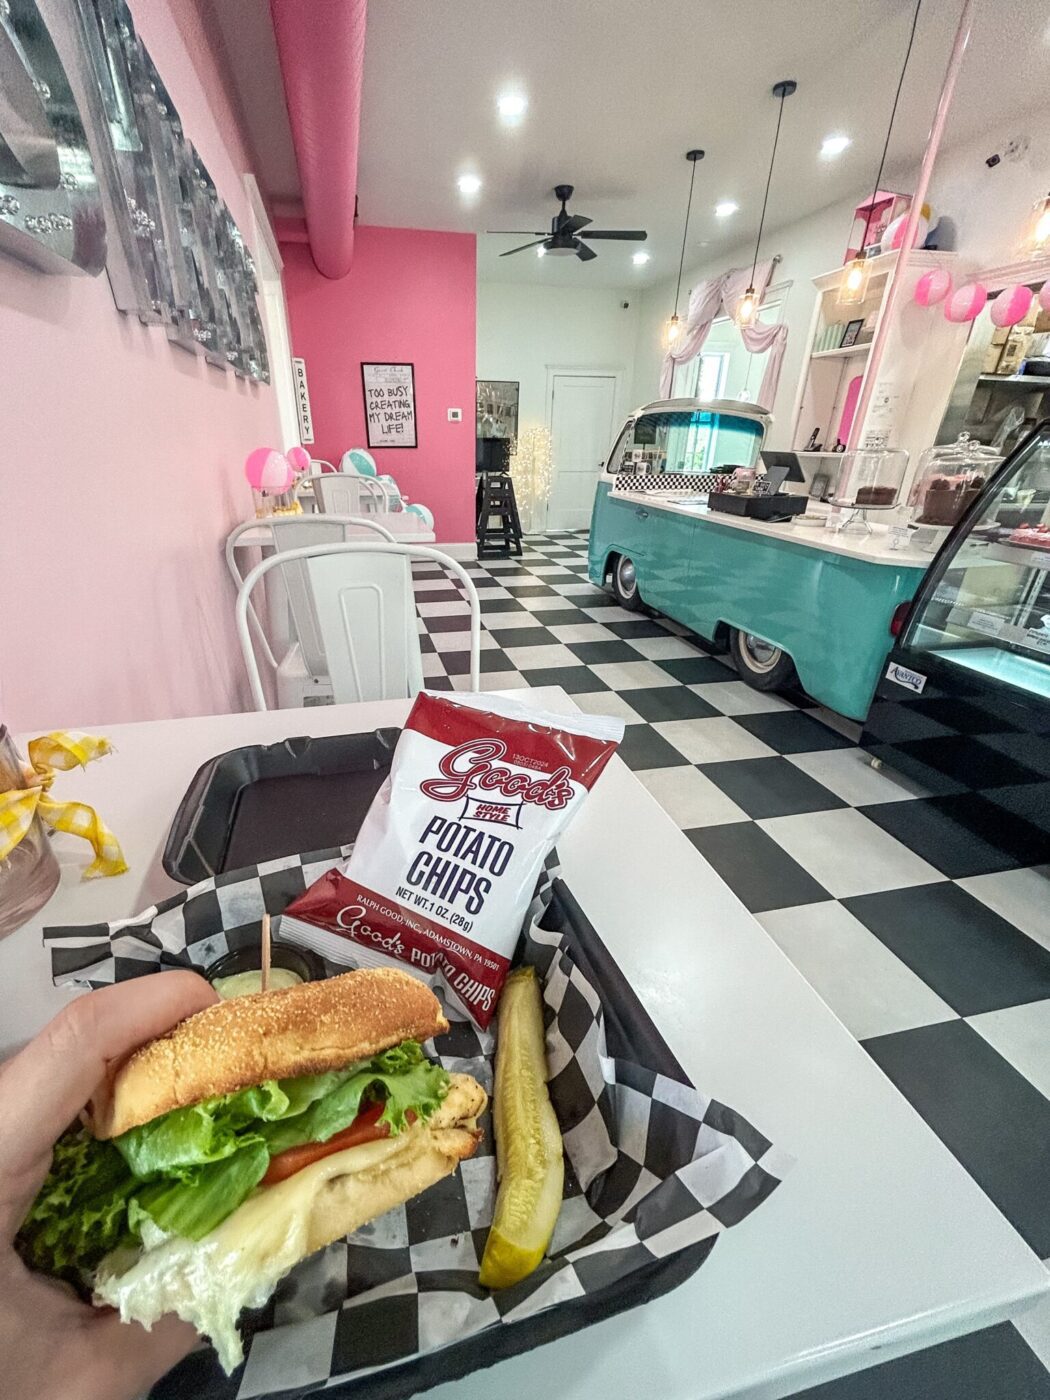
362, 362, 417, 448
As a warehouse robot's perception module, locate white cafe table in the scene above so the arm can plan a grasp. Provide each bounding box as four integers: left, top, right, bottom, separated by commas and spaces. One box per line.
2, 689, 1046, 1399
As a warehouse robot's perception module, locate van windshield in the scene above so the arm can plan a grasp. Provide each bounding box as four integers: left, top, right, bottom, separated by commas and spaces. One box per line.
608, 409, 763, 477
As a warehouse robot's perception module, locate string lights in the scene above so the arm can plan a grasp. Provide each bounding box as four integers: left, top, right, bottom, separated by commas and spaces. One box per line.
513, 426, 553, 530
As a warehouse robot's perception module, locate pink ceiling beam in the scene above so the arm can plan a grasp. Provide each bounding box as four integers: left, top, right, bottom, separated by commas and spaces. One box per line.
269, 0, 367, 279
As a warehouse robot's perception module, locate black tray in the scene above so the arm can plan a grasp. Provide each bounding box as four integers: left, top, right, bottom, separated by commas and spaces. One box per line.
153, 878, 712, 1400
162, 730, 400, 884
709, 491, 808, 521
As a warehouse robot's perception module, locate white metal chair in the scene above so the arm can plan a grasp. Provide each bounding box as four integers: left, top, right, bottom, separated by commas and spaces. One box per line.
304, 472, 387, 515
225, 516, 397, 705
236, 542, 481, 710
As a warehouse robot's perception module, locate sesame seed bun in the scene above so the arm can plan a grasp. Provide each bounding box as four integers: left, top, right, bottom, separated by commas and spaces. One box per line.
89, 967, 449, 1140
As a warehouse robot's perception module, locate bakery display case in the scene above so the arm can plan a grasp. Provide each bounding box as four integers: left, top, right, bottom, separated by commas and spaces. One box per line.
907, 433, 1003, 553
863, 423, 1050, 862
831, 448, 909, 509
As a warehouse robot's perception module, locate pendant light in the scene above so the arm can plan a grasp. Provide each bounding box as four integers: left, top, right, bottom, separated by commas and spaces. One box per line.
737, 80, 796, 328
1022, 192, 1050, 258
839, 0, 922, 306
664, 149, 705, 349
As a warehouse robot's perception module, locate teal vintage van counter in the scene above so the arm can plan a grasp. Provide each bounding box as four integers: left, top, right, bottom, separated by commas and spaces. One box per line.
589, 482, 931, 721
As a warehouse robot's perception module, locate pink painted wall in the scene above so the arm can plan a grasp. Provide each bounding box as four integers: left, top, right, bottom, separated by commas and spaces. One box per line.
0, 0, 282, 731
280, 227, 477, 543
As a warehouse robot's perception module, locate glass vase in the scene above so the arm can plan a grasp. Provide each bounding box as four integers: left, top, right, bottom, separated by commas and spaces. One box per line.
0, 726, 61, 938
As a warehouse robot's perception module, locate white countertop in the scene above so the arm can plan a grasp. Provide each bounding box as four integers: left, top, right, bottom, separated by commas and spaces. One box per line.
612, 489, 932, 568
3, 690, 1046, 1398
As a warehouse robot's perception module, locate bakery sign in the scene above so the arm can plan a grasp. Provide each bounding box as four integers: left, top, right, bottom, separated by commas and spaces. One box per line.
292, 358, 314, 444
361, 363, 417, 449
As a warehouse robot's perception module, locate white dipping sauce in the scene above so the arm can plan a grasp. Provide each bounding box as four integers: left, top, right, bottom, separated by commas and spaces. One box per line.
212, 967, 303, 999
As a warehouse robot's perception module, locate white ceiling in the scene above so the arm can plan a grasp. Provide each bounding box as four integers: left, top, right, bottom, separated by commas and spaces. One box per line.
213, 0, 1050, 291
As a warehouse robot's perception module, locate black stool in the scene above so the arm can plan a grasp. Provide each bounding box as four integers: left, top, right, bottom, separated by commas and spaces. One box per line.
476, 471, 523, 557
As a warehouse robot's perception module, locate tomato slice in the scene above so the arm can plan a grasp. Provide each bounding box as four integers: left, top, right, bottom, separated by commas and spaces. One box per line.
262, 1101, 416, 1186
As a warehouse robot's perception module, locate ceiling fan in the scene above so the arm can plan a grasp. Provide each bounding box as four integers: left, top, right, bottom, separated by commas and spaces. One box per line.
488, 184, 647, 262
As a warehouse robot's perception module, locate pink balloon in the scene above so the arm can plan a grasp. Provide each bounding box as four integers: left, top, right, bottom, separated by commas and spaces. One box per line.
245, 447, 293, 493
990, 284, 1034, 328
286, 445, 311, 473
914, 268, 952, 308
944, 282, 988, 323
244, 447, 277, 489
1039, 280, 1050, 314
262, 455, 294, 494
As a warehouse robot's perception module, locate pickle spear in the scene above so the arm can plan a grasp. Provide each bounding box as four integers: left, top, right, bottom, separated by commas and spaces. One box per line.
479, 965, 564, 1290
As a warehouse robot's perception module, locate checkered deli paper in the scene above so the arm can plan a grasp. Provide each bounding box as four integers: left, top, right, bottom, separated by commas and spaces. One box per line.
44, 848, 790, 1400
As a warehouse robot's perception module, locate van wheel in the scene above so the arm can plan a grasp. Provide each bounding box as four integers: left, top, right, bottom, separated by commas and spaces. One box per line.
610, 554, 644, 611
729, 628, 797, 691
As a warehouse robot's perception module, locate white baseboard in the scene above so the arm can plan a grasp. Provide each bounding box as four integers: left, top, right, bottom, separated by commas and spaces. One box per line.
439, 542, 478, 562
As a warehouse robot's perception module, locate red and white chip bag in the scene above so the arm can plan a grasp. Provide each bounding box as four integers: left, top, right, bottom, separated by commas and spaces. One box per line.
281, 691, 623, 1027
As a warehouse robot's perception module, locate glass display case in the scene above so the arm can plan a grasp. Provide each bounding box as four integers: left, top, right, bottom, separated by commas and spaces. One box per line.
862, 423, 1050, 865
831, 448, 909, 509
908, 433, 1002, 529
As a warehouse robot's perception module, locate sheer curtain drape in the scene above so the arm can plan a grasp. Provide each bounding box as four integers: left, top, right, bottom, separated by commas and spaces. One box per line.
659, 259, 787, 411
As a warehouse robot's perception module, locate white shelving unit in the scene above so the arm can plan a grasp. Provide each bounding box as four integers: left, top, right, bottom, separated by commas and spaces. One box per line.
789, 249, 970, 497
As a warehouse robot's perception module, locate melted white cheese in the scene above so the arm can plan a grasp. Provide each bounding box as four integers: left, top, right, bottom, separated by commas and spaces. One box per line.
95, 1131, 413, 1373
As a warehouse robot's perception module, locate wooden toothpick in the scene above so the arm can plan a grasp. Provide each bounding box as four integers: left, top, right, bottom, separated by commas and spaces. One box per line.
261, 911, 271, 993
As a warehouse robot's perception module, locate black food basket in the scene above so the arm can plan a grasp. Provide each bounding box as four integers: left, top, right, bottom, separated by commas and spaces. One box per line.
46, 742, 787, 1400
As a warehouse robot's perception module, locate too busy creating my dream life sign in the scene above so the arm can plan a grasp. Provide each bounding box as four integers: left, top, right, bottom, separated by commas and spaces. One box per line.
361, 363, 417, 449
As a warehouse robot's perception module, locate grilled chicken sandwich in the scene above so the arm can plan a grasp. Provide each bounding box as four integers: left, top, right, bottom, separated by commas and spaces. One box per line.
16, 967, 486, 1372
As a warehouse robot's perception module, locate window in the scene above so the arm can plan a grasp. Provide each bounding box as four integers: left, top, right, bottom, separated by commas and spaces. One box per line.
608, 408, 763, 477
670, 351, 728, 400
669, 294, 786, 403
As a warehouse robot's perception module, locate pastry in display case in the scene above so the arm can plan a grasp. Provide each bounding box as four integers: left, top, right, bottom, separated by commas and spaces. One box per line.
832, 449, 909, 508
828, 448, 908, 532
863, 423, 1050, 864
908, 433, 1002, 529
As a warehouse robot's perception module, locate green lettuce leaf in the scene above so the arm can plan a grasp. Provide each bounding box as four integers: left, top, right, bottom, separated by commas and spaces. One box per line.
115, 1080, 291, 1178
132, 1142, 270, 1241
261, 1044, 449, 1156
16, 1131, 136, 1283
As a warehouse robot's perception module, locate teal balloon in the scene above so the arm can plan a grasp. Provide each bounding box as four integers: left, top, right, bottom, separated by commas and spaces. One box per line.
344, 447, 377, 476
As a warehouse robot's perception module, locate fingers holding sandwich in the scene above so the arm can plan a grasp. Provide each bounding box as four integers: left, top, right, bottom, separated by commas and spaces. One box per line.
14, 967, 486, 1375
0, 973, 217, 1236
0, 975, 216, 1400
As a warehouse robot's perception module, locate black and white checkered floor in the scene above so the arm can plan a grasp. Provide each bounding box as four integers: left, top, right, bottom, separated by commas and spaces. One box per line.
414, 530, 1050, 1398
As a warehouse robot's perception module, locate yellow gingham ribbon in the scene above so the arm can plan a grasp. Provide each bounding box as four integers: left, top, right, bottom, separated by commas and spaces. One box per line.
0, 732, 128, 879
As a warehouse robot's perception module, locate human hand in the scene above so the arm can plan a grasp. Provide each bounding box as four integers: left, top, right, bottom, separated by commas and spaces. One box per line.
0, 973, 218, 1400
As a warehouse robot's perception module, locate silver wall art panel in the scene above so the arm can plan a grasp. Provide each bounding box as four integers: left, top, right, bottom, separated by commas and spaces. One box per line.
0, 0, 106, 274
2, 0, 270, 382
68, 0, 175, 321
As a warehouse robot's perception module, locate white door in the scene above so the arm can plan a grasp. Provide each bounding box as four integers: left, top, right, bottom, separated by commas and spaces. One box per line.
548, 374, 617, 531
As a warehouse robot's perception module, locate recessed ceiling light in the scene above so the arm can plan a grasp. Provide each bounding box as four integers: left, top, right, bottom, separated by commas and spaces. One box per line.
497, 91, 527, 120
457, 173, 482, 195
821, 134, 851, 158
536, 245, 546, 257
632, 250, 651, 265
715, 200, 738, 218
